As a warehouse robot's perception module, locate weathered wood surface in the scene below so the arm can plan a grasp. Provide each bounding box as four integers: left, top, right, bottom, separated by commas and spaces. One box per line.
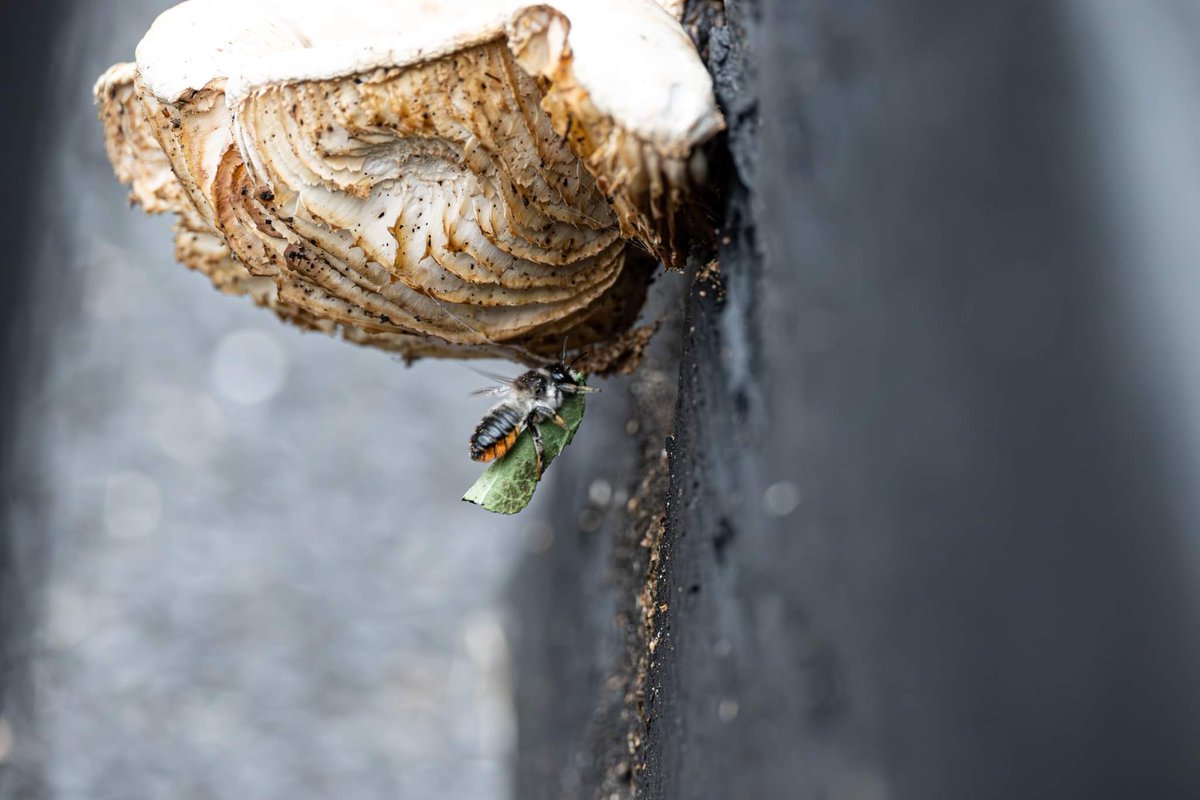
523, 1, 1200, 798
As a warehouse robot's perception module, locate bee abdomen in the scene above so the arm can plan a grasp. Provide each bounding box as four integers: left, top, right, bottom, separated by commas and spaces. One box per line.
470, 405, 525, 463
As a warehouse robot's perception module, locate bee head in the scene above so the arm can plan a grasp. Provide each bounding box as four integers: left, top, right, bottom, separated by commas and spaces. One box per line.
548, 362, 575, 386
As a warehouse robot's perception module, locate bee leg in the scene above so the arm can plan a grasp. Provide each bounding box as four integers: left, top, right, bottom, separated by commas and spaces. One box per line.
552, 413, 568, 430
530, 422, 546, 480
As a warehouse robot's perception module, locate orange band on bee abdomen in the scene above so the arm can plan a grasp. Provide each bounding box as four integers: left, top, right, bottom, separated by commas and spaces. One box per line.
476, 427, 521, 463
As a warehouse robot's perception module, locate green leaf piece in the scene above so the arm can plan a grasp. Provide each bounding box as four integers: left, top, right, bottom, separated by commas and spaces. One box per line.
462, 388, 588, 515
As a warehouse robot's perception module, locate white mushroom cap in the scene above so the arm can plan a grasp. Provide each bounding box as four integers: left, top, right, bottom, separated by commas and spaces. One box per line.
136, 0, 719, 148
99, 0, 722, 363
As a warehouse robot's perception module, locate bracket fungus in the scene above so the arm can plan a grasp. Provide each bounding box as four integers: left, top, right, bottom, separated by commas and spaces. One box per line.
96, 0, 723, 363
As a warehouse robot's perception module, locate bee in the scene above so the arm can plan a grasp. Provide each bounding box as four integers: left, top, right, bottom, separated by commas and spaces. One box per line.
420, 296, 599, 478
470, 360, 597, 479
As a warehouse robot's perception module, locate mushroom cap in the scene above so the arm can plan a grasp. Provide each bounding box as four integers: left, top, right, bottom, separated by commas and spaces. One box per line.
99, 0, 722, 363
137, 0, 720, 148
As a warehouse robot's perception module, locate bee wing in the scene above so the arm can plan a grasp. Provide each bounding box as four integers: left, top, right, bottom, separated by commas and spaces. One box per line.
471, 366, 519, 382
470, 386, 514, 397
467, 365, 521, 397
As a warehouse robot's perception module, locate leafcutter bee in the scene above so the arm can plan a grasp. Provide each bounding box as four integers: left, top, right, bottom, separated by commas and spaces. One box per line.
420, 296, 598, 478
470, 360, 597, 479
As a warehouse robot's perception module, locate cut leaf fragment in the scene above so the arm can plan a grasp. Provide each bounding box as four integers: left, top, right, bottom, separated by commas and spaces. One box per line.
463, 388, 587, 514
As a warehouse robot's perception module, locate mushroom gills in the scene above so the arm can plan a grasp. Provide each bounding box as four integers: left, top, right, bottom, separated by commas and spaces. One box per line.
95, 0, 723, 364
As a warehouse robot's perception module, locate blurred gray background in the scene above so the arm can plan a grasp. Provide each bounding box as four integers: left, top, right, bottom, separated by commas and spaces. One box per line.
19, 2, 1200, 799
0, 2, 610, 797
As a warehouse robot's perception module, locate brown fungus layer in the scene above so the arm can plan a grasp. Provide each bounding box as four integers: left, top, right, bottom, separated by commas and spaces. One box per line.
96, 0, 721, 364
